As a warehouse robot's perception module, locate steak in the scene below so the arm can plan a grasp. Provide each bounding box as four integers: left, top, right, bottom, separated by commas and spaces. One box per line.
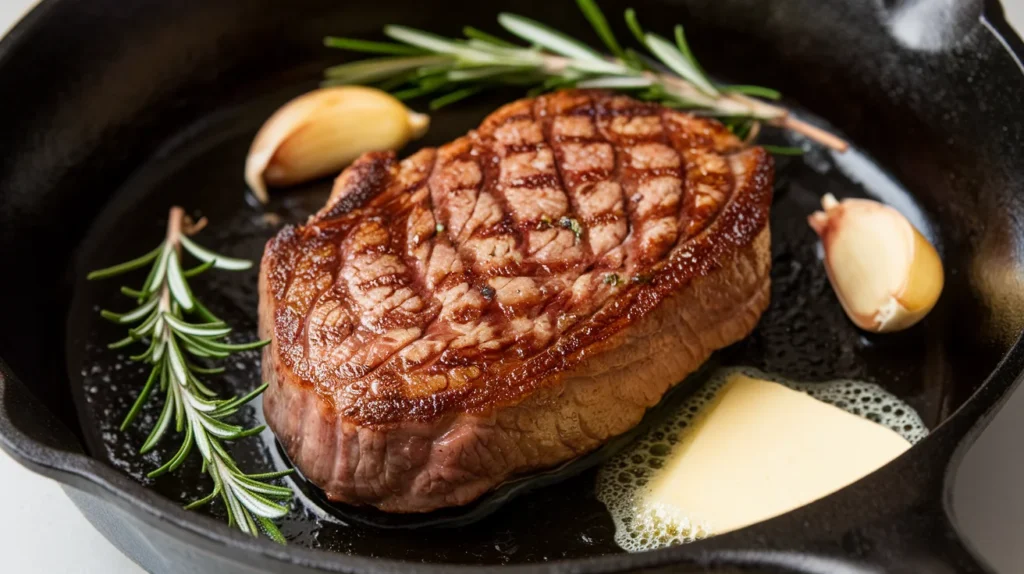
259, 90, 773, 513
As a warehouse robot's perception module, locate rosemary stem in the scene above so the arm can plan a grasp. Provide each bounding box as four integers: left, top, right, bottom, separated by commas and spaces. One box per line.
159, 282, 173, 316
723, 92, 847, 152
166, 206, 185, 255
774, 115, 850, 152
159, 206, 186, 315
654, 73, 718, 107
721, 91, 787, 121
540, 54, 572, 75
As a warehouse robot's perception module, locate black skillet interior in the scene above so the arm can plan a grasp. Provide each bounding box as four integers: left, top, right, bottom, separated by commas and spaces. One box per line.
3, 0, 1024, 572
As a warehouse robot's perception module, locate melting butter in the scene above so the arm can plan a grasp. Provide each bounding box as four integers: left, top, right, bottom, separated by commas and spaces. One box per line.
596, 367, 927, 552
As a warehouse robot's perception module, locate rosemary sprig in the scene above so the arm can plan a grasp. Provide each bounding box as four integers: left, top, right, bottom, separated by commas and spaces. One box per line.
88, 206, 292, 543
322, 0, 848, 151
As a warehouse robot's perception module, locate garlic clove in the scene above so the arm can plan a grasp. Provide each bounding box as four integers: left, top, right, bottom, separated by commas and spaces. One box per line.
245, 86, 430, 203
808, 193, 944, 333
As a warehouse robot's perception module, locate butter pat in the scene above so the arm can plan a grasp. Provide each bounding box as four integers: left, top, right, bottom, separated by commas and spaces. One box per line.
641, 373, 911, 536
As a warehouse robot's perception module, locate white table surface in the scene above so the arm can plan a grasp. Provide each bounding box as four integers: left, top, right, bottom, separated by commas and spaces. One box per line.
3, 1, 1024, 573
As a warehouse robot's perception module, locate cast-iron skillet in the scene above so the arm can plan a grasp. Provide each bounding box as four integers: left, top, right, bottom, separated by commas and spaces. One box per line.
2, 0, 1024, 572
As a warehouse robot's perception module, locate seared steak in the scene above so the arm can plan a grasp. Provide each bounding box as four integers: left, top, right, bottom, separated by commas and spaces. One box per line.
259, 90, 773, 513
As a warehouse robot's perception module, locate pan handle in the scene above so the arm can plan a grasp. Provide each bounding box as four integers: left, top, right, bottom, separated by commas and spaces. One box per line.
669, 413, 999, 574
691, 511, 995, 574
686, 491, 996, 574
822, 499, 996, 574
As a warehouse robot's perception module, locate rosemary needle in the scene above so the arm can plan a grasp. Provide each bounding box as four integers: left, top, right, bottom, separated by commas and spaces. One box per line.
760, 145, 805, 156
88, 206, 292, 543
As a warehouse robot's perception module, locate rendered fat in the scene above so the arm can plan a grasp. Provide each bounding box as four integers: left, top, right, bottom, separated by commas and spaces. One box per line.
596, 367, 927, 552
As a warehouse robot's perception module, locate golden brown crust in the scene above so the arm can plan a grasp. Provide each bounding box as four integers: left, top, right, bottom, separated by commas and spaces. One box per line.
260, 90, 773, 427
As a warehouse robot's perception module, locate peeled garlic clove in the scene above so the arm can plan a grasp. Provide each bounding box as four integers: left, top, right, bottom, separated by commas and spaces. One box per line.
808, 193, 944, 333
245, 86, 430, 203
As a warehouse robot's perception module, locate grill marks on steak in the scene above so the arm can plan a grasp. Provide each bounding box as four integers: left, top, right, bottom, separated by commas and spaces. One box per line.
260, 90, 773, 510
267, 91, 757, 420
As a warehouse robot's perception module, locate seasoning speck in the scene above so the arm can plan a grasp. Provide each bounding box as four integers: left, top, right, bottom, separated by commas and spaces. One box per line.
558, 216, 583, 242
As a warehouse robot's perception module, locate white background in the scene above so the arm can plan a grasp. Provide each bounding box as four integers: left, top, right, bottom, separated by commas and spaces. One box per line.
2, 0, 1024, 572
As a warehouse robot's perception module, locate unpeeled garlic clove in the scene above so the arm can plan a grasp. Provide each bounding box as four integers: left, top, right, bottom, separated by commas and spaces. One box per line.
245, 86, 430, 203
808, 193, 944, 333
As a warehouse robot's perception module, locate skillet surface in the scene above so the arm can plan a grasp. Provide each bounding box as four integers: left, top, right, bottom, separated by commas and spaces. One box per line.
63, 84, 981, 565
2, 0, 1024, 570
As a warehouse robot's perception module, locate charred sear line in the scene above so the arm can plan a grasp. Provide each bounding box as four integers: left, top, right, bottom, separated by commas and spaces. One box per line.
591, 95, 637, 267
435, 270, 470, 292
507, 172, 560, 189
504, 142, 546, 155
551, 135, 605, 145
429, 149, 483, 278
478, 138, 528, 264
398, 178, 429, 199
478, 262, 528, 278
348, 238, 395, 257
563, 106, 598, 117
357, 273, 411, 290
475, 220, 516, 239
370, 308, 434, 333
612, 135, 665, 148
318, 153, 396, 221
564, 170, 609, 189
580, 212, 623, 227
536, 99, 594, 263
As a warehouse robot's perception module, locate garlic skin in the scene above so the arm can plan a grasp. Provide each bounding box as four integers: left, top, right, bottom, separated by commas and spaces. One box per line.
245, 86, 430, 203
808, 193, 944, 333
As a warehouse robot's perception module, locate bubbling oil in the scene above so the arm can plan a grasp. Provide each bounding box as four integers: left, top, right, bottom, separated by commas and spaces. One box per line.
595, 366, 928, 552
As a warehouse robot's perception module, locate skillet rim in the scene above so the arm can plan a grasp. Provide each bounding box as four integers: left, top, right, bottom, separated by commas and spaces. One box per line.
1, 0, 1023, 571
